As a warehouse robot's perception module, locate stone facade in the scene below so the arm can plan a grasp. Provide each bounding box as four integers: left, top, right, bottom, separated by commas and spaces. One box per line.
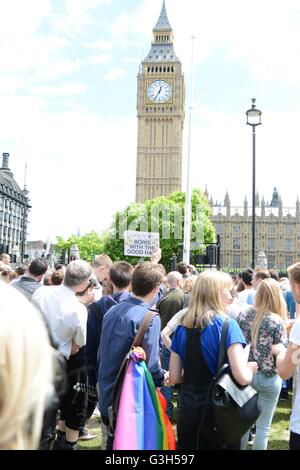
210, 188, 300, 271
135, 0, 185, 203
0, 153, 31, 261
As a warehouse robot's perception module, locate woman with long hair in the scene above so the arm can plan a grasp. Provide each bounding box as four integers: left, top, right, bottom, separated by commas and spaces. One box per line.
0, 282, 54, 449
238, 278, 288, 450
169, 270, 257, 450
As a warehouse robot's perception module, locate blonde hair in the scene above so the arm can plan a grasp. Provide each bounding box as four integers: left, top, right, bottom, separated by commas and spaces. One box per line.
183, 275, 198, 294
181, 270, 233, 329
252, 278, 288, 347
0, 282, 54, 449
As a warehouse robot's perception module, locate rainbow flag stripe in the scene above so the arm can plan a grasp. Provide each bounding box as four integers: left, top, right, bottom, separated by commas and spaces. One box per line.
113, 351, 176, 450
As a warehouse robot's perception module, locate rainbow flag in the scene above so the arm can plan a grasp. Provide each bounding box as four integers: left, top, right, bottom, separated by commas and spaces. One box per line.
113, 348, 176, 450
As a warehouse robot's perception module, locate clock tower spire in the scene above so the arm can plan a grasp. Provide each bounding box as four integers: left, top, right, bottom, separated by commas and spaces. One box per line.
135, 0, 185, 203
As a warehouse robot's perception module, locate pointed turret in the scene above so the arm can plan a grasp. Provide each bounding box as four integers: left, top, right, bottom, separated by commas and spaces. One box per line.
143, 0, 178, 62
204, 185, 209, 198
153, 0, 172, 32
278, 196, 283, 219
296, 197, 300, 221
255, 191, 260, 208
224, 191, 230, 217
261, 196, 265, 218
244, 196, 248, 217
270, 187, 280, 208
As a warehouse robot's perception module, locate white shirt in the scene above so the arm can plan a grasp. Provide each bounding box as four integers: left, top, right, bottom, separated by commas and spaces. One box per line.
238, 288, 255, 305
32, 285, 88, 360
289, 318, 300, 435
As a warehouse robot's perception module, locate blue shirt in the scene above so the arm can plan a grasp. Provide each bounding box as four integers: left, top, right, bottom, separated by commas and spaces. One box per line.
85, 291, 132, 387
171, 316, 246, 376
284, 290, 296, 319
98, 296, 164, 417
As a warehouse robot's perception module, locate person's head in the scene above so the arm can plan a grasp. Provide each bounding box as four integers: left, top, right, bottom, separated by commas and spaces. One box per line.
131, 262, 163, 303
240, 270, 253, 288
54, 264, 66, 277
167, 271, 183, 289
14, 265, 25, 278
252, 269, 271, 290
183, 275, 198, 294
188, 264, 198, 276
64, 260, 92, 294
1, 269, 13, 283
75, 275, 100, 305
0, 254, 11, 265
51, 270, 64, 286
92, 254, 112, 283
181, 270, 233, 329
287, 262, 300, 303
28, 258, 49, 282
252, 278, 288, 347
176, 261, 189, 277
109, 261, 134, 290
0, 282, 54, 449
268, 268, 280, 282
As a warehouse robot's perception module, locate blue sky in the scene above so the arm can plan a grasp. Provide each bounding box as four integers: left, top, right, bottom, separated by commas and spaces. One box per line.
1, 0, 300, 241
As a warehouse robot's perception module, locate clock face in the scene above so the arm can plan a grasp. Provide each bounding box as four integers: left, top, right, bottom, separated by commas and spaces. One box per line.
147, 80, 172, 103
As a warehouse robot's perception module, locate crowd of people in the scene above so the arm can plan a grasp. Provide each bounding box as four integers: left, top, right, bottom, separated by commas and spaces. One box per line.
0, 250, 300, 451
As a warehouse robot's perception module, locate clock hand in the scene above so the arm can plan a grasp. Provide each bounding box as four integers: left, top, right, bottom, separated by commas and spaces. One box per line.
154, 86, 162, 101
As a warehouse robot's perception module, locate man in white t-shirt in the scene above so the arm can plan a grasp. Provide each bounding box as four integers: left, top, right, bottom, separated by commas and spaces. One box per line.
33, 260, 92, 450
273, 262, 300, 450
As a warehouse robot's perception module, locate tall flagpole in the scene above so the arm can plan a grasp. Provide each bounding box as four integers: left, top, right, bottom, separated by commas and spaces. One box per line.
183, 36, 195, 264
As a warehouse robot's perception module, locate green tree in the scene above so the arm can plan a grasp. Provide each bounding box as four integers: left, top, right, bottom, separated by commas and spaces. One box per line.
55, 231, 105, 263
102, 189, 215, 268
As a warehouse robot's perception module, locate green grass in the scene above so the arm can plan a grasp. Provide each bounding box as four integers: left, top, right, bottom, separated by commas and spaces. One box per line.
78, 392, 292, 451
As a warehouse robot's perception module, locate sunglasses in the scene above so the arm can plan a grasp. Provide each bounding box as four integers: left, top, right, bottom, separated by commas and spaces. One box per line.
76, 278, 99, 297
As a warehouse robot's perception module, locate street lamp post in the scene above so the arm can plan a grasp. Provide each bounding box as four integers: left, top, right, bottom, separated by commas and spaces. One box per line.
246, 98, 262, 269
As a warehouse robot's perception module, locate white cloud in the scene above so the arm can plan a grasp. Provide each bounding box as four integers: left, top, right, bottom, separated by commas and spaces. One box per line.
83, 39, 114, 51
104, 67, 127, 81
30, 83, 87, 96
122, 57, 140, 65
87, 54, 112, 65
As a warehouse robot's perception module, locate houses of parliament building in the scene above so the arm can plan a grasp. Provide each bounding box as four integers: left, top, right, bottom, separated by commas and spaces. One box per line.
209, 187, 300, 271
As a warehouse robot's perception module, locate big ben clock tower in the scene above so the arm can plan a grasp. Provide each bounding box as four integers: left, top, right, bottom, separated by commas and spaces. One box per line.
135, 0, 185, 203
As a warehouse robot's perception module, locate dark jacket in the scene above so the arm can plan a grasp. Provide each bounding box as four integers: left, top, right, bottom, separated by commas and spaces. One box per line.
86, 291, 132, 387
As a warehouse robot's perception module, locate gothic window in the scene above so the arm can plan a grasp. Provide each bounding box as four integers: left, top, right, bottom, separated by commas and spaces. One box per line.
163, 67, 166, 72
285, 225, 293, 236
4, 213, 8, 222
286, 256, 293, 266
155, 67, 158, 73
268, 255, 276, 267
233, 255, 241, 269
215, 224, 223, 234
233, 238, 241, 250
268, 239, 275, 250
233, 224, 240, 233
268, 224, 275, 235
285, 239, 293, 251
159, 67, 162, 72
167, 67, 170, 72
151, 67, 154, 73
148, 67, 150, 73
